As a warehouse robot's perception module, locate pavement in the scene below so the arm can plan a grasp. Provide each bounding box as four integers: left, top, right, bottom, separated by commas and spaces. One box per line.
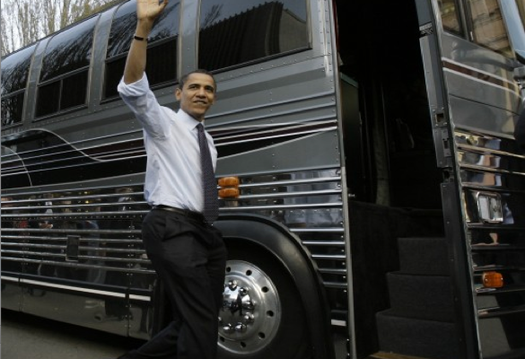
1, 309, 142, 359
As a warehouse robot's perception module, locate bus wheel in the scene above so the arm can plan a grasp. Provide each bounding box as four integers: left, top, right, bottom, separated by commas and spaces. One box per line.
217, 247, 311, 359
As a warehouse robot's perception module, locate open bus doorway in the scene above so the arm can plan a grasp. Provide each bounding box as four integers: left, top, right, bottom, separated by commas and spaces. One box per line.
337, 0, 442, 209
336, 1, 452, 358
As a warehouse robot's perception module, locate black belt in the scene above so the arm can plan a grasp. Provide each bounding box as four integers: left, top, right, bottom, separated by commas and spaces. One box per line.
152, 205, 205, 222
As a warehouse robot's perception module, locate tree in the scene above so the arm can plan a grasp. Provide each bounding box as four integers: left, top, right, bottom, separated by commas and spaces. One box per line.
1, 0, 123, 57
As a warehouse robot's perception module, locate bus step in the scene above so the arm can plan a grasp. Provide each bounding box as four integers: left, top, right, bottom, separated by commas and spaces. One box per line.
376, 310, 460, 359
374, 237, 459, 359
386, 272, 455, 322
397, 237, 449, 275
367, 351, 434, 359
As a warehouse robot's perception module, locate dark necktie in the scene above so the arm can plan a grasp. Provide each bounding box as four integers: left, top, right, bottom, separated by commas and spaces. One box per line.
197, 123, 219, 223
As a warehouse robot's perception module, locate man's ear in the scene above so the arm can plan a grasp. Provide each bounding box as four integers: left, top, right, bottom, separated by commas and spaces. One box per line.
175, 88, 182, 101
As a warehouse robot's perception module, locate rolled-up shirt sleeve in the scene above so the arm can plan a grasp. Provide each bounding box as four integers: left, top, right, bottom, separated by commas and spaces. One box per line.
117, 74, 168, 138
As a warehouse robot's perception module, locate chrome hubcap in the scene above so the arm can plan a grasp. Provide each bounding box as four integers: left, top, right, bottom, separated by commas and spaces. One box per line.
218, 260, 281, 355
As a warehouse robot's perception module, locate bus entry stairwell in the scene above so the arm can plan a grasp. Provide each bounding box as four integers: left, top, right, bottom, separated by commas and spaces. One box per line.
376, 237, 460, 359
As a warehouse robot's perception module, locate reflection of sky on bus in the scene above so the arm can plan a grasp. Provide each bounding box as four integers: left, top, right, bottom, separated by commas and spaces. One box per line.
200, 0, 306, 28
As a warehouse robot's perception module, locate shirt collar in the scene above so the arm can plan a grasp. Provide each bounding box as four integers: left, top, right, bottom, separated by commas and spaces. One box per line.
177, 109, 203, 131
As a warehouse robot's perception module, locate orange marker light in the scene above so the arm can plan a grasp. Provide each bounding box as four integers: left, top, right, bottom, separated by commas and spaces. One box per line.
218, 177, 239, 187
482, 271, 504, 288
218, 177, 240, 199
219, 187, 239, 198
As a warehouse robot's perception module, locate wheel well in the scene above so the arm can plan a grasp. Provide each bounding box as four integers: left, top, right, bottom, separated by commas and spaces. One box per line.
215, 214, 335, 359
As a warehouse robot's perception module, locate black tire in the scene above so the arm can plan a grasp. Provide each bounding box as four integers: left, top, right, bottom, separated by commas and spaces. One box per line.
217, 244, 312, 359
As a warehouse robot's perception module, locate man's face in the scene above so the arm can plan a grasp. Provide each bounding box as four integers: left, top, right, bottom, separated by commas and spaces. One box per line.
176, 73, 216, 121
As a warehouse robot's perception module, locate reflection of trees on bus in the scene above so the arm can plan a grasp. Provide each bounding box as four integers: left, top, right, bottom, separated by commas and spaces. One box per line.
1, 197, 19, 276
34, 193, 57, 280
98, 187, 142, 322
84, 199, 105, 284
55, 196, 82, 280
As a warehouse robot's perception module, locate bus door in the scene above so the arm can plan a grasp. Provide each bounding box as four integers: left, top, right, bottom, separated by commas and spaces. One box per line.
415, 0, 525, 358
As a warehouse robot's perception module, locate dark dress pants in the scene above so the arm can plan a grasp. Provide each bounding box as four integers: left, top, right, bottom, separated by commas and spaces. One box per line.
121, 209, 227, 359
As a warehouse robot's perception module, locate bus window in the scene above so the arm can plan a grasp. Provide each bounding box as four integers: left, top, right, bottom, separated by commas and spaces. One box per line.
1, 45, 35, 126
198, 0, 309, 72
467, 0, 512, 57
104, 0, 180, 99
518, 0, 525, 22
499, 0, 525, 63
438, 0, 463, 35
517, 0, 525, 61
36, 17, 98, 118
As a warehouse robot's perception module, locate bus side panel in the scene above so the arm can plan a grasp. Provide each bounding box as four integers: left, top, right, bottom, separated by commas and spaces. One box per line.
418, 0, 525, 357
1, 277, 22, 311
1, 186, 155, 339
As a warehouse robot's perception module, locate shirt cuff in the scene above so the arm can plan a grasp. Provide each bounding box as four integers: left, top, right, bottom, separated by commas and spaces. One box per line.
117, 73, 150, 97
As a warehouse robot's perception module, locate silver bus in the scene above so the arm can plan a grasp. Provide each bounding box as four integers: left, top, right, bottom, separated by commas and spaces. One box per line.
2, 0, 525, 358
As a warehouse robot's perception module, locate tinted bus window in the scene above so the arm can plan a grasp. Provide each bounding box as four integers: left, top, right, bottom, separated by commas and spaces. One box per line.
199, 0, 309, 71
104, 0, 180, 99
518, 0, 525, 23
1, 45, 35, 126
36, 17, 98, 118
40, 18, 96, 81
467, 0, 512, 56
439, 0, 463, 35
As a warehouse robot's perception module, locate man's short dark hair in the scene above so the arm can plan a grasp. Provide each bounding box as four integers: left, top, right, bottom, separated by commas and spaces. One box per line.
178, 69, 216, 91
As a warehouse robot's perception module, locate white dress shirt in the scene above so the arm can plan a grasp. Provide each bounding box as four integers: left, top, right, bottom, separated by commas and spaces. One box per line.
117, 74, 217, 213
